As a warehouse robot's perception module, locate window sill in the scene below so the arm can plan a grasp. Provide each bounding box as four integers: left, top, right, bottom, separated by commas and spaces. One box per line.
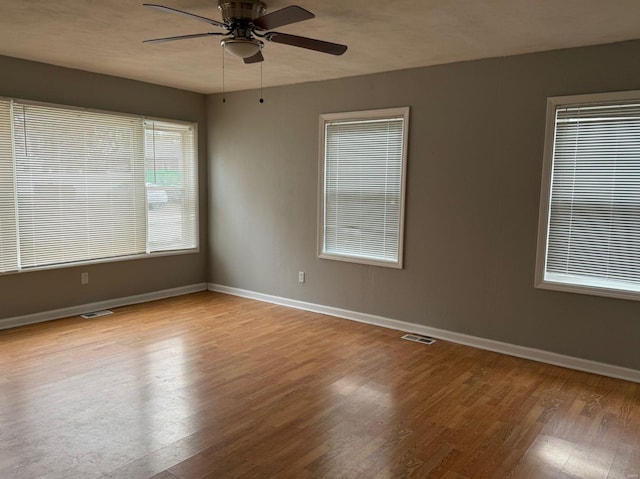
535, 277, 640, 302
318, 252, 403, 269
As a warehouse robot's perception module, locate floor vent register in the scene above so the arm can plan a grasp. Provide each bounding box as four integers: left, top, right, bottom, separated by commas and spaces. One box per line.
401, 333, 436, 345
81, 310, 113, 319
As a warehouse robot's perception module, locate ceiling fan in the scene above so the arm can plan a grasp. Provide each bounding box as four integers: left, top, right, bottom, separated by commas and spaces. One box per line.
143, 0, 348, 64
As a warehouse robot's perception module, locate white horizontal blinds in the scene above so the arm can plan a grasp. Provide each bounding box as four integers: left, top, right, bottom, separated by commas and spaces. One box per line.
144, 120, 197, 252
12, 102, 146, 269
0, 99, 18, 273
546, 102, 640, 290
324, 117, 404, 262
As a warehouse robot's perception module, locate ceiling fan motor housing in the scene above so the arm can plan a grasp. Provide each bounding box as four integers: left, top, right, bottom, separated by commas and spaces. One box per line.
218, 0, 267, 23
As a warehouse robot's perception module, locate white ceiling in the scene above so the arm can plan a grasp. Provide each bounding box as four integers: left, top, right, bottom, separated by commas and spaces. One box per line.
1, 0, 640, 94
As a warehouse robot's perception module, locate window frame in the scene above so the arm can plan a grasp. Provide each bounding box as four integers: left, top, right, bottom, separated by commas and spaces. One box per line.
317, 107, 409, 269
0, 96, 199, 275
535, 90, 640, 301
144, 118, 200, 255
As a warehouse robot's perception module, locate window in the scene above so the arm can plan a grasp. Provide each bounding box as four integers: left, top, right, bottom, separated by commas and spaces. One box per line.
536, 91, 640, 300
318, 107, 409, 268
0, 98, 198, 274
145, 120, 198, 252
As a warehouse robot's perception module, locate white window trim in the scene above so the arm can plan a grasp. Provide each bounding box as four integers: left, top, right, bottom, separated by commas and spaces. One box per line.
535, 89, 640, 301
317, 107, 409, 269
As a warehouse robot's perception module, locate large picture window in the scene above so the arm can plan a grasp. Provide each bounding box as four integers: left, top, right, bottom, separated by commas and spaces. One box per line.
536, 91, 640, 300
318, 107, 409, 268
0, 98, 198, 274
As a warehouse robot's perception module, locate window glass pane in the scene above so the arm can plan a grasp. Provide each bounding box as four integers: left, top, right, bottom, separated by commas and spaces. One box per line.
144, 121, 198, 252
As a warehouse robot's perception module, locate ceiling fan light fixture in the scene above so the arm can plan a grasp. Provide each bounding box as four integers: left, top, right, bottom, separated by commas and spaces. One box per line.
221, 38, 262, 58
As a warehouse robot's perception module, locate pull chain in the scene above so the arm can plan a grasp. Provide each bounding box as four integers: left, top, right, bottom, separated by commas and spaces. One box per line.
222, 45, 226, 103
259, 61, 264, 103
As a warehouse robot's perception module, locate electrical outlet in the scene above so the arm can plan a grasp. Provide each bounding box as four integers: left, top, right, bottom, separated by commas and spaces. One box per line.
81, 272, 89, 285
298, 271, 305, 283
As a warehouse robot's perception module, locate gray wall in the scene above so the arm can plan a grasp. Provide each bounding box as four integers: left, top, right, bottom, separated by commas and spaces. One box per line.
0, 56, 208, 320
207, 40, 640, 370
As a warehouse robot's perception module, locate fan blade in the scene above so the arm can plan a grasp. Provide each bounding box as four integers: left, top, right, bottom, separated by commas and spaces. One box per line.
244, 50, 264, 64
266, 33, 347, 55
143, 4, 227, 29
143, 32, 224, 44
253, 6, 314, 30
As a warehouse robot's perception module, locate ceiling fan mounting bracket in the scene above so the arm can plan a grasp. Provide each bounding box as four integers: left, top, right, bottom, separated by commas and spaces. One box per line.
218, 0, 266, 24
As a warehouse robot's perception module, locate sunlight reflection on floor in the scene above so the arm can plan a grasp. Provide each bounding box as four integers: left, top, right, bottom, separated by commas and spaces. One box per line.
531, 434, 618, 479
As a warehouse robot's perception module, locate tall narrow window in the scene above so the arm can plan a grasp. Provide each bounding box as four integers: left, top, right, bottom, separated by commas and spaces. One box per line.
536, 91, 640, 300
0, 97, 198, 274
145, 120, 198, 252
318, 107, 409, 268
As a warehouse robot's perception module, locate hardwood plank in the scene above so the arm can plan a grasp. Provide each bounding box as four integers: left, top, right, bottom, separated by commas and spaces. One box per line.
0, 291, 638, 478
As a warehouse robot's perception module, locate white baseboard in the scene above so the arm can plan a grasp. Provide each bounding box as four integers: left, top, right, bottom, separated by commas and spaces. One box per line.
208, 283, 640, 384
0, 283, 209, 331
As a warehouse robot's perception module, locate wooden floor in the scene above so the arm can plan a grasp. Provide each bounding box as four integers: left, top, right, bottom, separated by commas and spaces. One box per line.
1, 292, 639, 479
